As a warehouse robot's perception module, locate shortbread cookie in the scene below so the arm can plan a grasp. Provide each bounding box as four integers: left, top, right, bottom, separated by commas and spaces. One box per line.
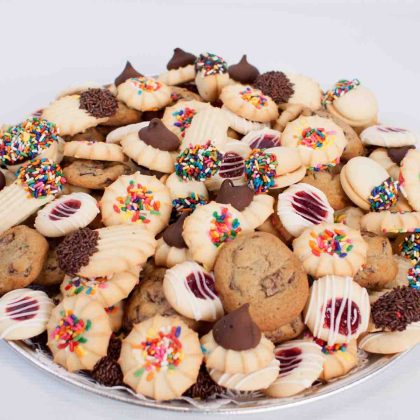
334, 207, 365, 231
255, 71, 322, 111
215, 179, 274, 230
105, 301, 124, 332
56, 225, 156, 277
360, 125, 417, 147
102, 100, 142, 127
360, 211, 420, 235
100, 173, 171, 234
323, 79, 378, 132
369, 147, 405, 180
116, 76, 171, 112
64, 141, 127, 162
61, 268, 139, 308
158, 48, 196, 86
399, 149, 420, 211
163, 261, 223, 322
70, 126, 106, 142
34, 192, 99, 237
120, 119, 179, 173
182, 201, 249, 270
241, 127, 281, 149
277, 183, 334, 237
170, 85, 203, 103
200, 304, 275, 374
0, 289, 54, 340
113, 61, 143, 88
340, 157, 399, 211
304, 275, 370, 345
281, 115, 347, 170
194, 52, 230, 102
221, 106, 269, 135
56, 82, 102, 99
214, 232, 309, 331
228, 55, 259, 84
0, 159, 66, 234
220, 84, 279, 123
47, 295, 112, 371
63, 159, 132, 190
265, 340, 324, 397
264, 316, 306, 344
42, 89, 118, 136
119, 315, 202, 400
292, 222, 367, 277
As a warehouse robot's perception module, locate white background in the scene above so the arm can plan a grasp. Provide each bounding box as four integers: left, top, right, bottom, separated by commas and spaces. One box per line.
0, 0, 419, 419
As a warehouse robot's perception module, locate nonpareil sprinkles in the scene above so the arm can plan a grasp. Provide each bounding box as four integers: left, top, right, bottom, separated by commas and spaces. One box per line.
368, 177, 399, 211
309, 228, 353, 258
322, 79, 361, 105
244, 149, 277, 193
172, 107, 197, 137
400, 233, 420, 264
64, 276, 109, 297
195, 53, 228, 76
240, 87, 268, 109
408, 264, 420, 290
172, 193, 208, 216
209, 207, 241, 247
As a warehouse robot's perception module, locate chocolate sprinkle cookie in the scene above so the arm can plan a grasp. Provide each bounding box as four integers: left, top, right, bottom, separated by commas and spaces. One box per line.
79, 88, 118, 118
254, 71, 294, 104
183, 364, 225, 400
371, 286, 420, 331
91, 356, 123, 387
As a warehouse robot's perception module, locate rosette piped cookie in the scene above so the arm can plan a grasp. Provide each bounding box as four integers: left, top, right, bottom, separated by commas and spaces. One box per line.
120, 118, 179, 173
34, 192, 99, 237
63, 141, 127, 163
42, 88, 118, 136
361, 211, 420, 235
100, 173, 171, 234
0, 158, 65, 234
304, 276, 370, 345
163, 261, 224, 322
194, 52, 230, 102
399, 149, 420, 211
292, 222, 367, 277
56, 225, 156, 277
119, 315, 203, 400
158, 48, 197, 86
47, 295, 112, 372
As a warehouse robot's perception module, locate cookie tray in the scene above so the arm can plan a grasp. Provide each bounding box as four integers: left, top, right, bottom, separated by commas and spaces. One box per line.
6, 339, 409, 414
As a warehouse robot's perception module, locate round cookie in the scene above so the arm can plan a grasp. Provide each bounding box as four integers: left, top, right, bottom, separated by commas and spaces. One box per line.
360, 211, 420, 235
264, 315, 306, 344
63, 141, 126, 163
0, 226, 49, 295
214, 232, 309, 331
360, 125, 417, 147
399, 149, 420, 211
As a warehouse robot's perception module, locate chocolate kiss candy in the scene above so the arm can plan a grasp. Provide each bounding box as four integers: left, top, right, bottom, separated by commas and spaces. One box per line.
167, 48, 196, 71
114, 61, 143, 87
228, 55, 260, 84
215, 179, 254, 211
138, 118, 180, 152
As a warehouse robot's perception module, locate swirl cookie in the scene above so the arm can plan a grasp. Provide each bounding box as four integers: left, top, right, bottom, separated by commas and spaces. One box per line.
119, 315, 203, 400
277, 183, 334, 237
361, 211, 420, 235
158, 47, 196, 86
241, 128, 281, 150
100, 173, 171, 234
56, 225, 156, 277
63, 141, 127, 163
42, 88, 118, 136
0, 289, 54, 340
0, 159, 66, 234
360, 125, 417, 147
34, 192, 99, 237
228, 54, 259, 84
292, 222, 367, 277
304, 275, 370, 345
399, 149, 420, 211
120, 119, 179, 173
47, 295, 112, 372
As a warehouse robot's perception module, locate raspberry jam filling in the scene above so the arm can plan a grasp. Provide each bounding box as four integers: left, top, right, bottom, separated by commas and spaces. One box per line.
249, 134, 280, 149
6, 296, 39, 321
324, 298, 361, 336
50, 199, 82, 221
291, 191, 329, 223
276, 347, 302, 374
186, 271, 217, 300
219, 152, 244, 179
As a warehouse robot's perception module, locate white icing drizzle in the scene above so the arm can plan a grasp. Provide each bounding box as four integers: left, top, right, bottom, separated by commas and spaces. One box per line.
241, 128, 281, 149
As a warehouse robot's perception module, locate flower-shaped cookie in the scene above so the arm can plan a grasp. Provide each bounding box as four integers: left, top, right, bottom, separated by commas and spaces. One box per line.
158, 47, 197, 86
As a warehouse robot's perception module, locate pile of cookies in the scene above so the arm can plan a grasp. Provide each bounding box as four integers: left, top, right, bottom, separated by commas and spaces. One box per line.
0, 48, 419, 403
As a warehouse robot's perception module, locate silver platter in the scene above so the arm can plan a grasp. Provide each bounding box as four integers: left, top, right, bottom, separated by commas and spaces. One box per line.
6, 339, 409, 414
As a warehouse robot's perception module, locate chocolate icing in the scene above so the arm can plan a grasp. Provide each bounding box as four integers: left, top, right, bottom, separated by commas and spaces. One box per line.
386, 145, 415, 165
79, 89, 118, 118
114, 61, 143, 87
162, 213, 187, 248
0, 171, 5, 191
138, 118, 179, 152
213, 304, 261, 351
167, 48, 196, 71
215, 179, 254, 211
56, 228, 99, 274
254, 71, 294, 104
228, 55, 260, 84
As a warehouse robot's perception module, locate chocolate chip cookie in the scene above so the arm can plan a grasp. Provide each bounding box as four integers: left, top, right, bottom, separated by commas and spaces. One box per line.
264, 315, 305, 344
214, 232, 309, 331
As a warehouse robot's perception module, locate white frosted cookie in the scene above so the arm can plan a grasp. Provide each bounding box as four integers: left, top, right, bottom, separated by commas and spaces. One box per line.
0, 289, 54, 340
34, 192, 99, 237
360, 125, 417, 147
241, 127, 281, 149
277, 183, 334, 237
304, 276, 370, 345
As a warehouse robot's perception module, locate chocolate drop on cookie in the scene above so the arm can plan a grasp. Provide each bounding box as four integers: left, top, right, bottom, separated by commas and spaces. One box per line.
167, 48, 196, 71
254, 71, 294, 104
162, 213, 187, 248
386, 145, 415, 165
215, 179, 254, 211
228, 55, 260, 84
213, 304, 261, 351
138, 118, 180, 152
114, 61, 143, 87
0, 171, 5, 191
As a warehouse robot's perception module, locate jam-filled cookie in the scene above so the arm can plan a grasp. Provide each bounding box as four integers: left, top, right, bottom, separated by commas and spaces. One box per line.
360, 125, 417, 147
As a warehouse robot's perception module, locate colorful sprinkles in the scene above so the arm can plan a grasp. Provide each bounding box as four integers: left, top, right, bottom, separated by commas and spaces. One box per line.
16, 158, 65, 199
64, 276, 109, 296
195, 53, 228, 76
50, 309, 91, 356
298, 127, 334, 149
172, 193, 208, 217
400, 233, 420, 264
368, 177, 399, 211
244, 149, 277, 193
208, 207, 241, 247
175, 142, 221, 181
0, 117, 59, 166
322, 79, 361, 105
308, 157, 340, 172
408, 264, 420, 290
113, 180, 161, 224
132, 326, 183, 381
239, 87, 268, 109
130, 77, 162, 94
172, 107, 196, 137
309, 228, 353, 258
305, 332, 348, 355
